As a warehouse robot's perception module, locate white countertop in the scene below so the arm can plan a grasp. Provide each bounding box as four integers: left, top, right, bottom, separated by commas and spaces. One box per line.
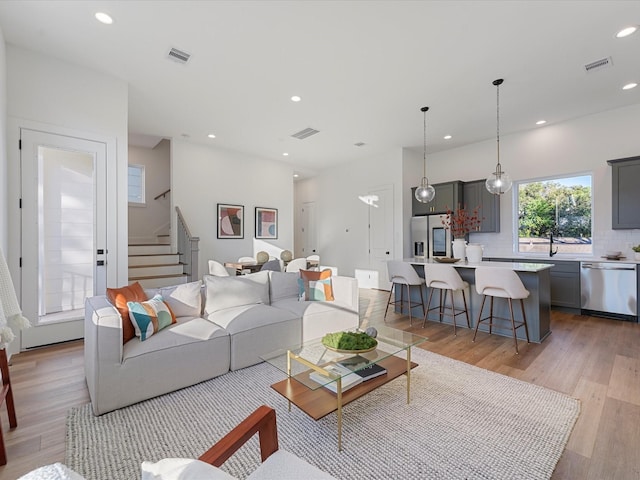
490, 254, 640, 264
405, 258, 554, 272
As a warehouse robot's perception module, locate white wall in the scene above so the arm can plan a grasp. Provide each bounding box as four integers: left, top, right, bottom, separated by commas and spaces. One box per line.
128, 139, 171, 243
416, 103, 640, 258
171, 140, 294, 278
0, 26, 7, 251
6, 46, 129, 289
294, 148, 404, 277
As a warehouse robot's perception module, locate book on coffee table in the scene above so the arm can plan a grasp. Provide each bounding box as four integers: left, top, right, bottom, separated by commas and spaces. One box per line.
309, 363, 363, 393
338, 355, 387, 381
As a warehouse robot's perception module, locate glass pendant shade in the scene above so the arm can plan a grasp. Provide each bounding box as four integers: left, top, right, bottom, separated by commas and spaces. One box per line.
415, 106, 435, 203
486, 167, 513, 195
415, 178, 436, 202
486, 78, 512, 195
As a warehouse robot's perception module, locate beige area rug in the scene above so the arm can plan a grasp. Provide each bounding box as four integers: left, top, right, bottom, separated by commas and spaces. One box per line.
66, 348, 580, 479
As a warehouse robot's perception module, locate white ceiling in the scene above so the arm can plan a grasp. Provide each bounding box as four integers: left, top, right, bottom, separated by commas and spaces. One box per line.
0, 1, 639, 178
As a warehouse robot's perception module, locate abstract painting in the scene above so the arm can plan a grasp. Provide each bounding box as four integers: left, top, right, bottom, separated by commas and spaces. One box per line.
255, 207, 278, 239
217, 204, 244, 239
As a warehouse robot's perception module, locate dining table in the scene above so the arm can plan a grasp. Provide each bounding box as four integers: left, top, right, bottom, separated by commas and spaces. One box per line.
223, 261, 264, 276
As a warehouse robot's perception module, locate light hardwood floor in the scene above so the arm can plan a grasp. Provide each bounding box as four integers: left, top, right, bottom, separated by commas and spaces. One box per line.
1, 288, 639, 479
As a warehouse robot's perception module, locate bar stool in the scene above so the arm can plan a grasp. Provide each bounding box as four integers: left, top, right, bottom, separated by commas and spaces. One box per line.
422, 264, 470, 335
473, 267, 530, 354
384, 260, 426, 326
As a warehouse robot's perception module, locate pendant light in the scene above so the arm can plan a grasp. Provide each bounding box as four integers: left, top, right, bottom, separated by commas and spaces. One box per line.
485, 78, 513, 195
415, 106, 435, 203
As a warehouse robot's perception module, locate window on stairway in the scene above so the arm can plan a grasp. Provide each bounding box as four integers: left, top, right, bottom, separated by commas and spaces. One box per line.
516, 174, 592, 255
128, 164, 145, 205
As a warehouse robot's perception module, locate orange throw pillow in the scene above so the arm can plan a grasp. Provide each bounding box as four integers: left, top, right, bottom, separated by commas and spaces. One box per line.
106, 282, 148, 344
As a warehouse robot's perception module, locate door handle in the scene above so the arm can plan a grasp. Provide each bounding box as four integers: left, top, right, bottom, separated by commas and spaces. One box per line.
386, 251, 390, 255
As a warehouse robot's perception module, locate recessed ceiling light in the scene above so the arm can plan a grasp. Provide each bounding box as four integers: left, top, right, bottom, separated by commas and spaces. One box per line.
536, 120, 547, 125
616, 26, 638, 38
622, 83, 638, 90
283, 152, 289, 156
293, 174, 299, 178
443, 135, 452, 140
207, 134, 216, 139
291, 96, 301, 102
95, 12, 113, 25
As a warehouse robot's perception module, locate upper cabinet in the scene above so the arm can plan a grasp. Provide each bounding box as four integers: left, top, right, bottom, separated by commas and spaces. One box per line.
462, 179, 501, 233
608, 156, 640, 229
411, 181, 463, 216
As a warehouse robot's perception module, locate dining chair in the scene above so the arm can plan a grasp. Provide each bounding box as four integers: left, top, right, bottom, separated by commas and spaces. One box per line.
285, 258, 307, 273
208, 260, 230, 277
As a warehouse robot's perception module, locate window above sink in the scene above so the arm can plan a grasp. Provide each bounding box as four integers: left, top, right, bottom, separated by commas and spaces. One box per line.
515, 173, 593, 256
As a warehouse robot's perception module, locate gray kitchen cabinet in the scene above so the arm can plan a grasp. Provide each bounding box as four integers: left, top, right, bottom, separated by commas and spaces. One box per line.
463, 179, 501, 233
411, 181, 463, 216
487, 258, 580, 310
608, 155, 640, 229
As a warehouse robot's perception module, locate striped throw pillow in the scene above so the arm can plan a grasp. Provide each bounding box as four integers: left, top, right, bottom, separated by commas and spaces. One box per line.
127, 294, 176, 341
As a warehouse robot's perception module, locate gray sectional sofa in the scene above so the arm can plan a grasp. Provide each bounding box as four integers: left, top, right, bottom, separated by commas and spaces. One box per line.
84, 271, 359, 415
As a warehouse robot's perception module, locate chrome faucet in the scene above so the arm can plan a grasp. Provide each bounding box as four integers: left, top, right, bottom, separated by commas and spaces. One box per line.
549, 232, 558, 257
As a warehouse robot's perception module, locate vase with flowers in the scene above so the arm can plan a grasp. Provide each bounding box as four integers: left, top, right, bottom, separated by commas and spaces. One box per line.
441, 205, 483, 259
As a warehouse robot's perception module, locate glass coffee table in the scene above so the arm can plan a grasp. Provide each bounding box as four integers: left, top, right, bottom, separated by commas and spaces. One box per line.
261, 325, 427, 451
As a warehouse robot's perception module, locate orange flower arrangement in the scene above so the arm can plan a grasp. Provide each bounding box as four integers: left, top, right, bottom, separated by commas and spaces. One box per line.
441, 205, 483, 238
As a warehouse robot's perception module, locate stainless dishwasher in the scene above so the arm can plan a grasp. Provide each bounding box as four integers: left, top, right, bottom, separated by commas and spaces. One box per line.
580, 261, 638, 321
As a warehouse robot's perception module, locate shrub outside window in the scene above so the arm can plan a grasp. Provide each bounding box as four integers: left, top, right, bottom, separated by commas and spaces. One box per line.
516, 174, 592, 255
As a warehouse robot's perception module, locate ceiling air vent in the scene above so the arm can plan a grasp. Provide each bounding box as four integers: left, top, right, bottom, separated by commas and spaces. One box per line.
291, 127, 320, 140
354, 142, 366, 147
584, 56, 612, 73
167, 47, 191, 64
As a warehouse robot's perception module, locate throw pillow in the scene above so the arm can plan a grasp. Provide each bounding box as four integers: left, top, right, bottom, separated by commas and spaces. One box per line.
106, 282, 148, 344
203, 271, 270, 314
158, 280, 203, 317
127, 294, 177, 341
298, 269, 335, 302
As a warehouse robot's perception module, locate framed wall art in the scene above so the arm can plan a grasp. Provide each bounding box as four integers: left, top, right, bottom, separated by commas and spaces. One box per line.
255, 207, 278, 239
217, 203, 244, 239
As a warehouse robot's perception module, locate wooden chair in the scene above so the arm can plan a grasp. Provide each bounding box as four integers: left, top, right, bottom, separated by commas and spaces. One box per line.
0, 348, 17, 465
199, 405, 278, 467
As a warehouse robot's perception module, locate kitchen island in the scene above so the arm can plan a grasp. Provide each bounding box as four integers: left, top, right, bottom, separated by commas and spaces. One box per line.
401, 259, 553, 343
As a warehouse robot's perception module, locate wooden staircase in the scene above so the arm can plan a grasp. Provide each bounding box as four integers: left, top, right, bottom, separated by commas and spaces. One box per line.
128, 243, 188, 288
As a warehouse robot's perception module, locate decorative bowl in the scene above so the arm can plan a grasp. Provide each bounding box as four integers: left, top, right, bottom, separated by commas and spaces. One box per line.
434, 257, 460, 263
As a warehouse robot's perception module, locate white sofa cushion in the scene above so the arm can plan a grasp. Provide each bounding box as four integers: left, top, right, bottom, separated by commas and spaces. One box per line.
145, 281, 203, 317
141, 458, 236, 480
204, 272, 270, 314
247, 450, 335, 479
123, 316, 229, 361
206, 304, 298, 335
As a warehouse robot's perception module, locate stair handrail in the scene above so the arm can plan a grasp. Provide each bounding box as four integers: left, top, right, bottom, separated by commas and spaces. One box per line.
154, 188, 171, 200
176, 206, 199, 282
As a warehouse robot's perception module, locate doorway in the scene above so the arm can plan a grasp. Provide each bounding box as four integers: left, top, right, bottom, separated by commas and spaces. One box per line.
368, 185, 394, 290
20, 129, 108, 348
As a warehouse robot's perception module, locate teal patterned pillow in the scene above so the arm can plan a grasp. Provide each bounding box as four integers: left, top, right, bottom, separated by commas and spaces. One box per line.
127, 294, 176, 341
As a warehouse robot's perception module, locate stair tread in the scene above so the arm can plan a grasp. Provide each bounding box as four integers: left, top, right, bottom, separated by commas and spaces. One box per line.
129, 273, 189, 281
128, 253, 179, 257
129, 263, 185, 268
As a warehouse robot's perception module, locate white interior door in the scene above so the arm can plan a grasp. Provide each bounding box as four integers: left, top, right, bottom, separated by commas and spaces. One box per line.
369, 185, 394, 290
20, 129, 107, 349
301, 202, 318, 257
